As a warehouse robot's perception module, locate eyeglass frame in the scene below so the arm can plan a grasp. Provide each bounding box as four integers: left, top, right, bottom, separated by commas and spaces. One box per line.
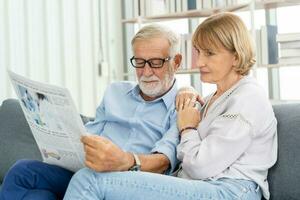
130, 56, 172, 68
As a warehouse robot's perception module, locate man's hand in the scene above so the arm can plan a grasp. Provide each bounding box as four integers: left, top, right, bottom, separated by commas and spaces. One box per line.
81, 135, 134, 172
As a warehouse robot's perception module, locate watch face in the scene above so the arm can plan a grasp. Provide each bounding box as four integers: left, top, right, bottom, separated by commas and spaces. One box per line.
130, 165, 141, 171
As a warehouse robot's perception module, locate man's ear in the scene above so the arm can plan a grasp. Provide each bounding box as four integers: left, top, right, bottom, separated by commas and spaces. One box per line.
173, 54, 182, 71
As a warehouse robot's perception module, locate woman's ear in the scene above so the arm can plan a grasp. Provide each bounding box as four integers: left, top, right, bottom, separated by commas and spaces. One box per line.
232, 52, 239, 67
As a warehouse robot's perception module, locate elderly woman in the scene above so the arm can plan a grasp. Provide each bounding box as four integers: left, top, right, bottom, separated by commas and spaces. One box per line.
175, 12, 277, 200
64, 12, 277, 200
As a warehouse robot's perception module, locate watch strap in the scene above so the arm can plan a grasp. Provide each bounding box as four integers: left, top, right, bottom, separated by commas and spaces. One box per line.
129, 153, 141, 171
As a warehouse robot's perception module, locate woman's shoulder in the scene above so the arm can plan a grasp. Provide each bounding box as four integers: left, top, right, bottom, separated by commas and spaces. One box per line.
231, 76, 268, 103
227, 76, 275, 124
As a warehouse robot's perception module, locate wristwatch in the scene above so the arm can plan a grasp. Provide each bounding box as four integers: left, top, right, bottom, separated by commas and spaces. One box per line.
129, 153, 141, 171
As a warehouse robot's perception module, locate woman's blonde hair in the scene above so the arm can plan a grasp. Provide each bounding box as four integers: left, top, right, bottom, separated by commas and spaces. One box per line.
192, 12, 256, 75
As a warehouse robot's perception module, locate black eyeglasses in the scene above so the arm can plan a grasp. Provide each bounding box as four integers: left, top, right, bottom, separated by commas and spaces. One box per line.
130, 56, 171, 68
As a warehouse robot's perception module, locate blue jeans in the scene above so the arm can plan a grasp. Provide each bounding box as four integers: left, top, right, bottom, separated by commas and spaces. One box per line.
0, 159, 74, 200
63, 168, 262, 200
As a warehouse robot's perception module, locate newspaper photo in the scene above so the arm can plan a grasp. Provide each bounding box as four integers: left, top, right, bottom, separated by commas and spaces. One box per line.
8, 71, 87, 172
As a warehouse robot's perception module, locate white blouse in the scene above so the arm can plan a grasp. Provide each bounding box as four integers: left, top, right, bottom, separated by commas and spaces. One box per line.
177, 76, 277, 200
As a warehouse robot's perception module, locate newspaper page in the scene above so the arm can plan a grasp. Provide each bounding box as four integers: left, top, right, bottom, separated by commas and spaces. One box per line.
8, 71, 87, 172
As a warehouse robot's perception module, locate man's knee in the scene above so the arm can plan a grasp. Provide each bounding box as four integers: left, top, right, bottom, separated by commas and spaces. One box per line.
68, 167, 99, 189
72, 167, 94, 181
6, 159, 42, 176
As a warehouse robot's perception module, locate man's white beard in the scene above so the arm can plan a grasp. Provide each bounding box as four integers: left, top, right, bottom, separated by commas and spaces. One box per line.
138, 73, 174, 98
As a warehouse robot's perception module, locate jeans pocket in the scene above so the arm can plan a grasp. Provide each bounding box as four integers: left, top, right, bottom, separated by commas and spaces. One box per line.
219, 178, 260, 200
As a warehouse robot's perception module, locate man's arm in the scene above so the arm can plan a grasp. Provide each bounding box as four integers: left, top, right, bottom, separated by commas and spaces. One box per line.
81, 135, 170, 173
135, 153, 170, 173
84, 100, 106, 134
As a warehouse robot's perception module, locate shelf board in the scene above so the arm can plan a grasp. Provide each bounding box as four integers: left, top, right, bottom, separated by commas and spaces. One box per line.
122, 0, 300, 24
176, 69, 199, 74
255, 0, 300, 10
259, 63, 300, 68
122, 63, 300, 77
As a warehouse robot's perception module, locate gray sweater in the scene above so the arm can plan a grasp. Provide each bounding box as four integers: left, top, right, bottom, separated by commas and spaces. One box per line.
177, 76, 277, 200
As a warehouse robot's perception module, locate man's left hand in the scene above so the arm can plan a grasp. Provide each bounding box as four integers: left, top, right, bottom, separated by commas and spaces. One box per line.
81, 135, 134, 172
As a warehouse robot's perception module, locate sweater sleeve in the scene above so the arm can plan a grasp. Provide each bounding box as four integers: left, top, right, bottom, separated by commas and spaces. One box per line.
177, 113, 253, 179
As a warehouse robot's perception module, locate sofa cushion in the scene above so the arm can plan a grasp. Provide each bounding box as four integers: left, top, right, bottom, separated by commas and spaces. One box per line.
0, 99, 42, 183
268, 103, 300, 200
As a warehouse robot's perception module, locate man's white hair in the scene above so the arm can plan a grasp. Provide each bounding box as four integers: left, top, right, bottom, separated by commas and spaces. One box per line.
131, 24, 180, 57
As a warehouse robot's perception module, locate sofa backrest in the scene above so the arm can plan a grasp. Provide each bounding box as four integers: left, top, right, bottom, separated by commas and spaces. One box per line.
268, 103, 300, 200
0, 99, 42, 182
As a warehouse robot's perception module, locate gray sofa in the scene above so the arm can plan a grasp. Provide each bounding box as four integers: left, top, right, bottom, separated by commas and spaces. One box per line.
0, 98, 300, 199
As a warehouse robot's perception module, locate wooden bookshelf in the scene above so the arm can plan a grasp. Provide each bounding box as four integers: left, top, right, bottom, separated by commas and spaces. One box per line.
122, 3, 249, 23
122, 0, 300, 24
122, 0, 300, 79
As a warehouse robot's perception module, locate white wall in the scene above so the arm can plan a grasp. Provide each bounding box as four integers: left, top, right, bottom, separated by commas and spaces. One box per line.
0, 0, 124, 116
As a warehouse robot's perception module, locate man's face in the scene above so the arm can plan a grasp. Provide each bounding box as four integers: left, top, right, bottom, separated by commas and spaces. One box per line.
132, 38, 177, 100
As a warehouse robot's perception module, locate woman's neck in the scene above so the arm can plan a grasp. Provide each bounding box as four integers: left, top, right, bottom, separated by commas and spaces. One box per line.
215, 73, 243, 98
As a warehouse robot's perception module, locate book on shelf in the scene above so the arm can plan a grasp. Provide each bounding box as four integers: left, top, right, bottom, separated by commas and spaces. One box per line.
279, 41, 300, 49
182, 0, 188, 11
212, 0, 227, 8
276, 32, 300, 42
188, 0, 197, 10
202, 0, 212, 9
133, 0, 139, 17
255, 29, 262, 66
196, 0, 202, 9
125, 0, 252, 20
279, 48, 300, 58
191, 47, 198, 69
180, 34, 189, 69
144, 0, 169, 16
180, 33, 198, 70
186, 38, 192, 69
261, 25, 278, 65
169, 0, 176, 13
176, 0, 182, 12
278, 57, 300, 65
123, 0, 135, 19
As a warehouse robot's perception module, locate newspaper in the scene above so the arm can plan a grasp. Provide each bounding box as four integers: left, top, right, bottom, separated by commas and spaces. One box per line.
8, 71, 87, 172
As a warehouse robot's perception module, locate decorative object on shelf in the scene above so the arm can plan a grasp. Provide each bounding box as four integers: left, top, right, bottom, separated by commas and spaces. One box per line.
277, 32, 300, 65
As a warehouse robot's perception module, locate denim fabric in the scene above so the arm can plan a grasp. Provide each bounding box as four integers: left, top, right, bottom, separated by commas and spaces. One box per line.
64, 168, 262, 200
0, 159, 73, 200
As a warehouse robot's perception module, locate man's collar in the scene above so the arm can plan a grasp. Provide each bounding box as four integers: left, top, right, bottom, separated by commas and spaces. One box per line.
160, 79, 178, 109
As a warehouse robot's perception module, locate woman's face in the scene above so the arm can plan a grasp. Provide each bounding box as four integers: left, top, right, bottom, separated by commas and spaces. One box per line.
194, 45, 239, 85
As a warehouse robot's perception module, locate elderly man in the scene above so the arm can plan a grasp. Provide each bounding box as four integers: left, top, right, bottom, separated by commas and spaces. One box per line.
0, 24, 182, 200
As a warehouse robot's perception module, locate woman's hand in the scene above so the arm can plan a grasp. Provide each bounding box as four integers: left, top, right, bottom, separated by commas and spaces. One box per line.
176, 87, 204, 111
177, 96, 201, 134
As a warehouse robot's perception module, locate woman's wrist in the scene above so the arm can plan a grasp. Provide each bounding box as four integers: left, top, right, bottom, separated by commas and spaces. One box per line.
179, 126, 197, 135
